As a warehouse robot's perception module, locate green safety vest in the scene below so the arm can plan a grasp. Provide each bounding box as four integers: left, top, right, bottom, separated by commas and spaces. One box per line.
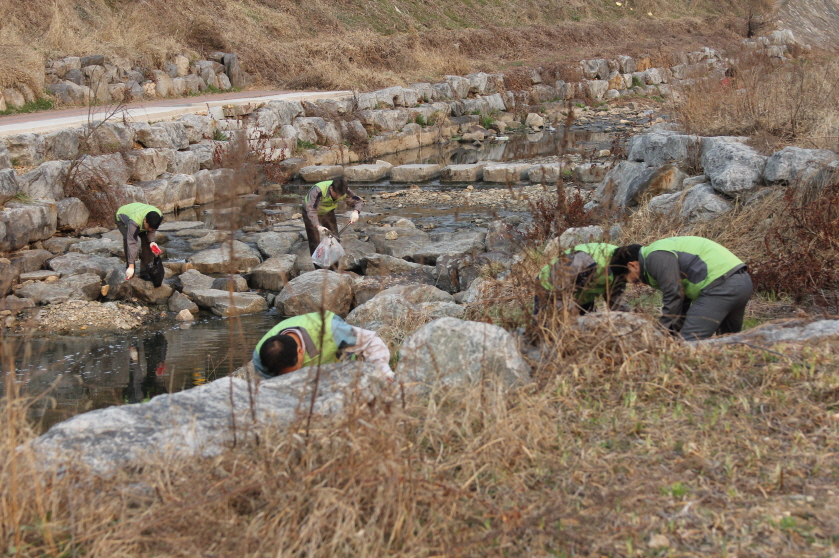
539, 243, 618, 305
640, 236, 743, 300
115, 203, 161, 232
255, 311, 340, 368
315, 180, 346, 215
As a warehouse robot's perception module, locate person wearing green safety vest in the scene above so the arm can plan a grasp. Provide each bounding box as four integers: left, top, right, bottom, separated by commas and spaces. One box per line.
115, 202, 163, 281
253, 311, 394, 380
301, 176, 364, 263
609, 236, 753, 341
536, 243, 627, 315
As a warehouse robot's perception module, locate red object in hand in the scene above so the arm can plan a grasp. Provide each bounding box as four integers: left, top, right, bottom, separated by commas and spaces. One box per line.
150, 244, 162, 256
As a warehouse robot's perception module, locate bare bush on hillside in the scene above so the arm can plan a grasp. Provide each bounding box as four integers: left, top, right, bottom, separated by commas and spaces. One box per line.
673, 52, 839, 153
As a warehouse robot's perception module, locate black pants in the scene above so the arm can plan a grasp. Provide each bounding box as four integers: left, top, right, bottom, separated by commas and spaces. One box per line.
301, 207, 338, 255
116, 222, 153, 270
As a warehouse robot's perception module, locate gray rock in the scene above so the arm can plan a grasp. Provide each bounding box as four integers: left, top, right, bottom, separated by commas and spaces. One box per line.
440, 163, 485, 182
0, 140, 10, 169
16, 273, 102, 305
592, 161, 658, 208
82, 121, 135, 155
337, 236, 377, 272
647, 183, 732, 221
193, 169, 215, 205
124, 149, 169, 182
396, 317, 531, 391
43, 128, 81, 161
56, 198, 90, 230
177, 114, 213, 144
187, 231, 228, 251
48, 252, 122, 279
223, 53, 251, 89
71, 153, 131, 189
0, 168, 18, 205
42, 236, 81, 254
168, 290, 199, 313
390, 164, 442, 183
10, 249, 53, 274
133, 122, 190, 150
28, 361, 388, 473
4, 134, 45, 167
0, 201, 58, 252
0, 259, 21, 297
249, 255, 298, 291
69, 237, 122, 257
187, 241, 262, 274
483, 163, 533, 183
626, 131, 701, 168
178, 268, 216, 295
45, 81, 91, 105
189, 288, 268, 317
274, 269, 353, 317
18, 161, 70, 201
345, 293, 422, 330
703, 319, 839, 345
763, 146, 838, 184
166, 150, 200, 175
352, 272, 437, 305
417, 301, 465, 319
343, 163, 391, 182
362, 253, 433, 276
253, 231, 300, 258
375, 283, 453, 304
211, 274, 249, 292
701, 138, 766, 197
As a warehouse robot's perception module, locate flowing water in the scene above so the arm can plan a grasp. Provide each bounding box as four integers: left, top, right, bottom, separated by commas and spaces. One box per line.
6, 128, 617, 429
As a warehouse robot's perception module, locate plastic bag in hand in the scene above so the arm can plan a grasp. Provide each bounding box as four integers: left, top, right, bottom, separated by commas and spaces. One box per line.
311, 236, 345, 268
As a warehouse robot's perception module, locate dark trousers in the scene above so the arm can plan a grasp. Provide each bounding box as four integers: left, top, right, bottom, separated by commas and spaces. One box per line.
301, 207, 338, 255
117, 222, 153, 270
680, 270, 753, 341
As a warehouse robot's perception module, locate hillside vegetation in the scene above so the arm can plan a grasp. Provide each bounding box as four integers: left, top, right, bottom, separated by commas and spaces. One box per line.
0, 0, 761, 91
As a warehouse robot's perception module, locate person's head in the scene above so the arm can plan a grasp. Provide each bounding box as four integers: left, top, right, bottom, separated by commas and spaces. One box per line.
609, 244, 643, 283
144, 211, 163, 231
259, 334, 304, 377
329, 177, 348, 199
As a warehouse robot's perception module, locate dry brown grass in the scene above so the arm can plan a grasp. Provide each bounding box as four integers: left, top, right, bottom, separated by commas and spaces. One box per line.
0, 0, 750, 94
5, 302, 839, 556
673, 51, 839, 153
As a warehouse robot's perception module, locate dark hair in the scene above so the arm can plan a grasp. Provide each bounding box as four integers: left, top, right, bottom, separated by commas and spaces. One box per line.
330, 176, 348, 197
609, 244, 642, 277
259, 334, 300, 376
145, 211, 163, 230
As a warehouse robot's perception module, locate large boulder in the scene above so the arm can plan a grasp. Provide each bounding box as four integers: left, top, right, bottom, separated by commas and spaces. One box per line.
56, 197, 90, 230
15, 273, 102, 305
47, 252, 122, 279
375, 283, 453, 304
189, 288, 268, 317
763, 146, 838, 184
28, 361, 390, 473
18, 161, 69, 201
345, 293, 423, 330
702, 319, 839, 345
701, 138, 766, 197
647, 182, 732, 221
627, 131, 701, 168
177, 268, 216, 295
253, 231, 300, 258
396, 317, 531, 390
249, 255, 298, 291
362, 253, 433, 276
0, 169, 19, 205
0, 201, 58, 252
4, 134, 45, 167
187, 241, 262, 274
274, 269, 354, 317
592, 161, 658, 208
351, 272, 437, 306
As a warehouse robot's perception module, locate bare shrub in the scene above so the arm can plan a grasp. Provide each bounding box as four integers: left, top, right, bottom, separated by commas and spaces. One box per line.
674, 52, 839, 152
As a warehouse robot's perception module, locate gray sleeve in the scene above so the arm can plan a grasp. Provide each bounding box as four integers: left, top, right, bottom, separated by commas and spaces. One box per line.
344, 188, 364, 212
303, 186, 322, 228
645, 251, 685, 331
118, 214, 141, 264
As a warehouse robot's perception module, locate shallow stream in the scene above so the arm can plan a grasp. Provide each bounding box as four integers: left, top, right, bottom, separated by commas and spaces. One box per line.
7, 127, 618, 429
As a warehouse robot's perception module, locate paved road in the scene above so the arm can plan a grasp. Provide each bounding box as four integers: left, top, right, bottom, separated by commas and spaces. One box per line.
0, 89, 352, 138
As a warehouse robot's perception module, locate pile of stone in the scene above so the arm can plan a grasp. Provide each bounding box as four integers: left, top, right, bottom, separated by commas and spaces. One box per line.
1, 51, 250, 111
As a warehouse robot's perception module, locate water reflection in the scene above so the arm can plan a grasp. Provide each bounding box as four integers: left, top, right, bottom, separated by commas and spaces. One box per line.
5, 313, 278, 432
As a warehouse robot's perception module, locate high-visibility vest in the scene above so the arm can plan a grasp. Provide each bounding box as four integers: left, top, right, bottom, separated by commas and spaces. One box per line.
115, 203, 161, 232
254, 311, 340, 368
640, 236, 743, 300
539, 243, 618, 305
315, 181, 346, 215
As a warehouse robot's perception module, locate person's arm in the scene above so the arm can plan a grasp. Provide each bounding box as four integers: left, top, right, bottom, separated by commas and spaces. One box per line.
644, 251, 686, 332
331, 316, 394, 380
344, 187, 364, 212
118, 214, 141, 264
303, 185, 323, 228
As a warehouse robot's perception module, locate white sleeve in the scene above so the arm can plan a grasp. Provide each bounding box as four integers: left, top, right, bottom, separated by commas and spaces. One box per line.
345, 326, 394, 380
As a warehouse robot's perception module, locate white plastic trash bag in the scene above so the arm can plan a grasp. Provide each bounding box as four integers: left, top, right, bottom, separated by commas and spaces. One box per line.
311, 236, 345, 268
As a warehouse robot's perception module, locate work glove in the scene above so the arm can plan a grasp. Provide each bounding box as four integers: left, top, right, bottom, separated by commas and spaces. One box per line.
125, 265, 135, 281
317, 225, 330, 236
349, 210, 359, 224
150, 242, 162, 256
